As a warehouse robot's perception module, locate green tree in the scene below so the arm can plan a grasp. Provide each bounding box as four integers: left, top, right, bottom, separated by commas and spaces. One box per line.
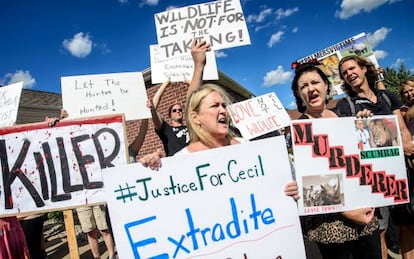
383, 62, 414, 98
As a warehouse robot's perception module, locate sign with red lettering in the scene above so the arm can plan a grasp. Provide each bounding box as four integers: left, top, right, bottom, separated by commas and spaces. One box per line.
292, 115, 408, 215
0, 114, 127, 216
227, 92, 290, 140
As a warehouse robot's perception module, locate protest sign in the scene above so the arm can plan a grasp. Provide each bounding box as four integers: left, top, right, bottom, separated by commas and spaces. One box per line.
61, 71, 150, 121
292, 115, 408, 216
102, 136, 305, 259
154, 0, 251, 59
0, 114, 127, 216
150, 44, 219, 84
0, 81, 23, 128
227, 92, 290, 140
292, 32, 378, 96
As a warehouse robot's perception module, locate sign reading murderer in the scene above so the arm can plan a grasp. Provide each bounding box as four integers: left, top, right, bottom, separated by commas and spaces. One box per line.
150, 44, 218, 84
228, 92, 291, 140
61, 71, 151, 121
0, 81, 23, 128
154, 0, 251, 59
102, 136, 305, 259
292, 115, 408, 216
291, 32, 379, 97
0, 114, 127, 216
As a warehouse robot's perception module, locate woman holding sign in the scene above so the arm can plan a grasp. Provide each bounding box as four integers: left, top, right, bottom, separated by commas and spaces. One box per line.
291, 61, 380, 259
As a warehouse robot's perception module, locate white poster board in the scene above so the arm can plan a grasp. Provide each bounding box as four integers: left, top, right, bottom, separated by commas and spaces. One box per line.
0, 81, 23, 128
292, 32, 379, 96
0, 115, 127, 216
292, 116, 408, 216
150, 44, 219, 84
102, 136, 305, 259
154, 0, 251, 59
227, 93, 290, 139
61, 72, 150, 121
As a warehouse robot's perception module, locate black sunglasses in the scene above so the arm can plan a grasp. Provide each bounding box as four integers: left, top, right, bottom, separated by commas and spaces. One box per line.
172, 108, 183, 113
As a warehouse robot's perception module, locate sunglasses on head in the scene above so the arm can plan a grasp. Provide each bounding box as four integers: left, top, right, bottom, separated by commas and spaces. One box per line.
172, 108, 183, 113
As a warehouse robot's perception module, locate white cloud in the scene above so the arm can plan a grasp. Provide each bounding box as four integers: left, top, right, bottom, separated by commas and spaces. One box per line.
267, 31, 284, 48
335, 0, 398, 19
288, 101, 297, 109
214, 50, 227, 58
374, 50, 388, 59
140, 0, 159, 7
292, 27, 298, 33
247, 8, 273, 23
275, 7, 299, 20
4, 70, 36, 89
166, 5, 176, 11
366, 27, 391, 49
118, 0, 128, 3
96, 43, 112, 55
392, 58, 405, 68
263, 66, 292, 87
62, 32, 93, 58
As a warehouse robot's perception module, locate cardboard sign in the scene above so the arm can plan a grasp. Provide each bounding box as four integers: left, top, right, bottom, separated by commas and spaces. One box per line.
102, 136, 305, 258
0, 114, 127, 216
292, 116, 408, 216
292, 32, 379, 96
154, 0, 251, 59
0, 82, 23, 128
150, 44, 219, 84
61, 72, 151, 121
227, 93, 290, 139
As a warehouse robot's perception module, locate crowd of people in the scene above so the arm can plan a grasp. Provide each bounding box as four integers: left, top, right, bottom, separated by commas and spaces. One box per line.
1, 38, 414, 259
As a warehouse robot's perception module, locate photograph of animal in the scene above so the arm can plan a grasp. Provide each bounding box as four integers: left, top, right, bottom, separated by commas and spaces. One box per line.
368, 118, 399, 148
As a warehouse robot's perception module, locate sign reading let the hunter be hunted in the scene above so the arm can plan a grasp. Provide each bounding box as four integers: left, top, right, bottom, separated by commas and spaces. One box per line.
0, 115, 127, 215
102, 136, 305, 258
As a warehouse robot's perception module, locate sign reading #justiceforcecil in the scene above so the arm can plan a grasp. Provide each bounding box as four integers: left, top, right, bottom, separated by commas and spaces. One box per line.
102, 136, 305, 259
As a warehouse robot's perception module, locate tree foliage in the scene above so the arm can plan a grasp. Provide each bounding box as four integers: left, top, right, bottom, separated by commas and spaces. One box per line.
383, 62, 414, 98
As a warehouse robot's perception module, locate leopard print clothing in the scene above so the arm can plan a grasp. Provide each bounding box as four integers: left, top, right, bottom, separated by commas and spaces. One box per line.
301, 214, 379, 244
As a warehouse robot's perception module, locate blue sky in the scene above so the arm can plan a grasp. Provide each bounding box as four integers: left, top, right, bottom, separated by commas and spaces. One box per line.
1, 0, 413, 109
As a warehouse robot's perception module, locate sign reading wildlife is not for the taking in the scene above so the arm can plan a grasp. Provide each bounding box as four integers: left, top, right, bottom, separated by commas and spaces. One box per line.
154, 0, 251, 59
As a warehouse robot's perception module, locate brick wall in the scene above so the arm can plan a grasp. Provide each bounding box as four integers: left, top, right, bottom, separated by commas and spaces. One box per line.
125, 81, 248, 159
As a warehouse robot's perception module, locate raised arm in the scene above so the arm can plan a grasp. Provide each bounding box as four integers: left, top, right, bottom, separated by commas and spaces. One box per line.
149, 79, 170, 131
187, 39, 211, 98
128, 119, 149, 157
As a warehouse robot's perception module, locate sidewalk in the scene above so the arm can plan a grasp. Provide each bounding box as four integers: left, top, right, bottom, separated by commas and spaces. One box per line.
44, 219, 113, 259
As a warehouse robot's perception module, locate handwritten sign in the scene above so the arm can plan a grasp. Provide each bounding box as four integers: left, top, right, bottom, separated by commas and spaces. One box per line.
292, 116, 408, 216
227, 93, 290, 140
0, 82, 23, 128
0, 114, 127, 216
150, 44, 219, 84
102, 136, 305, 258
61, 72, 150, 120
154, 0, 251, 59
292, 32, 379, 96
